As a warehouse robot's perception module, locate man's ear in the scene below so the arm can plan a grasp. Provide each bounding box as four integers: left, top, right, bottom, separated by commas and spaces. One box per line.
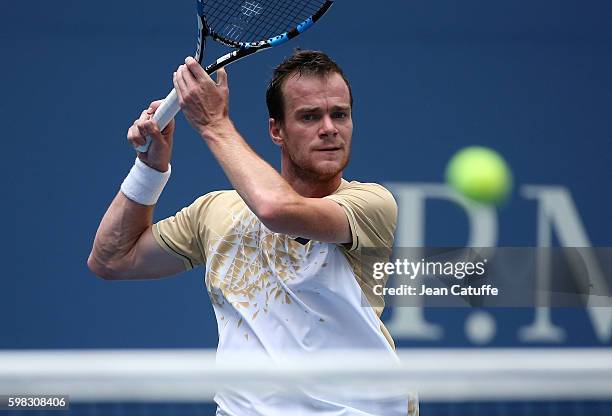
269, 118, 284, 147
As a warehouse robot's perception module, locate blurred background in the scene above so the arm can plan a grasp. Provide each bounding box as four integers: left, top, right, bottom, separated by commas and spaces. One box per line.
2, 0, 611, 414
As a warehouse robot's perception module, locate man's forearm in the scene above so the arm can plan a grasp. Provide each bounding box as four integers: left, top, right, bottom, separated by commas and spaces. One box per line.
202, 120, 301, 222
88, 192, 154, 278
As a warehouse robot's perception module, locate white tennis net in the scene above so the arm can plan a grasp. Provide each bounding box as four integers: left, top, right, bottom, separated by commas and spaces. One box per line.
2, 348, 612, 414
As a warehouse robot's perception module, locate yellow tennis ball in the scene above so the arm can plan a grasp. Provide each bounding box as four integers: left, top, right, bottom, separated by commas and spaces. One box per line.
445, 146, 513, 204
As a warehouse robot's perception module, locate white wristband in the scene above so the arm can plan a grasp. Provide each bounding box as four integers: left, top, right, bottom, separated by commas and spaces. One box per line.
120, 158, 171, 206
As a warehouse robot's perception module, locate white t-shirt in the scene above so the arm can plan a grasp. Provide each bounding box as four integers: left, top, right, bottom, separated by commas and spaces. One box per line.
153, 179, 415, 416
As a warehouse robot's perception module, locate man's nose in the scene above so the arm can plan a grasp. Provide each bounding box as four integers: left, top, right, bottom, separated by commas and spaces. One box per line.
319, 115, 338, 137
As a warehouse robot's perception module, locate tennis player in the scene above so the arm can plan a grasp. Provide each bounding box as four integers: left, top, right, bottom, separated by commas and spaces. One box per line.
88, 50, 414, 416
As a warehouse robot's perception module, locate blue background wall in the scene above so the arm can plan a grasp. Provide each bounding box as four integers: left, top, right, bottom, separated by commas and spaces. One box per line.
1, 0, 610, 349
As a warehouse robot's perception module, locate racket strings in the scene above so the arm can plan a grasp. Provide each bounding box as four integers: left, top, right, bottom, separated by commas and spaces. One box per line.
208, 0, 314, 42
205, 4, 241, 42
204, 0, 327, 44
255, 0, 312, 37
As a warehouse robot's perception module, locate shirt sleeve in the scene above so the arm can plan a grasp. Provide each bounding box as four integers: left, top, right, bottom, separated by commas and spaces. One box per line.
324, 182, 398, 251
152, 192, 221, 269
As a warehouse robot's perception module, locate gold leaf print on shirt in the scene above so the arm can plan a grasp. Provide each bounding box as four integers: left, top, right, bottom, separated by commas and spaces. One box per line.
205, 208, 311, 312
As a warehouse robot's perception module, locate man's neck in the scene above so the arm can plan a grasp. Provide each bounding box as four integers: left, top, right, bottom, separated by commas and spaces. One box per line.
281, 165, 342, 198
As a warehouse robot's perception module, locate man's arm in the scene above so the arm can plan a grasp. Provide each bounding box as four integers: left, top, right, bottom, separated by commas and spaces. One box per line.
88, 193, 185, 279
197, 122, 351, 243
87, 102, 185, 280
173, 57, 351, 244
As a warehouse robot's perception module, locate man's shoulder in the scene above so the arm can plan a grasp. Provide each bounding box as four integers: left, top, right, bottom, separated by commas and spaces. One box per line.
180, 190, 247, 222
169, 189, 249, 234
334, 179, 396, 204
191, 189, 243, 208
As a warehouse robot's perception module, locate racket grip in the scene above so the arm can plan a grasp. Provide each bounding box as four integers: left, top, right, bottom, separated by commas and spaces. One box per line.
135, 89, 180, 153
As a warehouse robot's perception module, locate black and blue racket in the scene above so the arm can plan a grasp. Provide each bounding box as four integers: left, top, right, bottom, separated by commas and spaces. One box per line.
136, 0, 334, 152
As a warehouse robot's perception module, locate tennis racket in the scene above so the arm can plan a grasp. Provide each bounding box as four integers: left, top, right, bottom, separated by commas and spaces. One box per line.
136, 0, 334, 153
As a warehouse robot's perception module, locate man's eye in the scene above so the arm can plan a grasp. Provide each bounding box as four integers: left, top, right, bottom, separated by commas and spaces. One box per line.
332, 112, 347, 119
303, 114, 319, 121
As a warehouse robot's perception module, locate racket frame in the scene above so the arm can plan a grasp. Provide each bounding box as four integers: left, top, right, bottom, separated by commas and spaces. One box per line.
136, 0, 333, 153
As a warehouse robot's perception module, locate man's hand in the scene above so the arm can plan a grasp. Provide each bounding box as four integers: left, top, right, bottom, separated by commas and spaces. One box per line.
174, 56, 231, 137
127, 100, 174, 172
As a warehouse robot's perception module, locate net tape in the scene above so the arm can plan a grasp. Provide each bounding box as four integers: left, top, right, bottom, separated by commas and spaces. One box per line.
2, 349, 612, 402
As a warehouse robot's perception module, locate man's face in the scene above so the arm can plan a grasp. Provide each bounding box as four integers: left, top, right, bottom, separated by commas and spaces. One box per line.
270, 72, 353, 181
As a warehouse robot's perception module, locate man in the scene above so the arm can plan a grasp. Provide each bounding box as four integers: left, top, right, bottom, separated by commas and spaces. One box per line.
88, 50, 412, 415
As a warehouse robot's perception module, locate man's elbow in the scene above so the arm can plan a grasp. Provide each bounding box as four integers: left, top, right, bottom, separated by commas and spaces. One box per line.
256, 198, 298, 235
87, 254, 126, 280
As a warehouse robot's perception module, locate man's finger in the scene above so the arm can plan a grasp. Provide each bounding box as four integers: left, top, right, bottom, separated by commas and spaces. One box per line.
173, 71, 187, 104
180, 64, 199, 89
139, 109, 151, 121
148, 100, 164, 112
176, 66, 191, 91
127, 125, 146, 146
136, 122, 147, 140
136, 120, 162, 147
216, 67, 228, 87
185, 56, 211, 82
143, 120, 161, 137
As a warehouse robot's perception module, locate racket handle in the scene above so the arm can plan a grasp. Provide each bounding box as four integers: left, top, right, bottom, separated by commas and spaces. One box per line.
135, 88, 180, 153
